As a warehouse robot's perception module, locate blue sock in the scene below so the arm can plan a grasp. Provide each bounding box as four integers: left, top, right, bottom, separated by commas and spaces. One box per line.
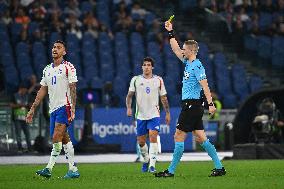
201, 139, 223, 169
168, 142, 184, 174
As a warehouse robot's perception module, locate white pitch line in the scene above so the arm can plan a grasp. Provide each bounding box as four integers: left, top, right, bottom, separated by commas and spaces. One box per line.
0, 152, 233, 165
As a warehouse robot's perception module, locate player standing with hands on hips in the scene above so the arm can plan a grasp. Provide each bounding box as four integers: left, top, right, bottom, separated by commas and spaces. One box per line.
126, 57, 171, 173
155, 18, 226, 177
26, 40, 80, 179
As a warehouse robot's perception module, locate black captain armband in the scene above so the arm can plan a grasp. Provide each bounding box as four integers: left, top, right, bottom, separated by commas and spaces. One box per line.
168, 30, 175, 39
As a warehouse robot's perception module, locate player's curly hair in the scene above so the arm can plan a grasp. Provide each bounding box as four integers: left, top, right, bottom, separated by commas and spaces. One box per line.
184, 40, 199, 55
142, 57, 155, 67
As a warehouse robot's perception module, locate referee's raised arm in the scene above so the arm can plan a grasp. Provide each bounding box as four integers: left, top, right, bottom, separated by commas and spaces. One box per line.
165, 21, 183, 61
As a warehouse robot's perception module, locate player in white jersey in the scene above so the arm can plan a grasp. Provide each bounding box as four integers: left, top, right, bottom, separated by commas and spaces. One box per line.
26, 40, 80, 179
126, 57, 171, 173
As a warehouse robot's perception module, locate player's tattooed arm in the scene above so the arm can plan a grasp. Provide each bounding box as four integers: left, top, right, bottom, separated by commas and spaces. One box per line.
161, 95, 171, 125
26, 86, 47, 123
126, 91, 135, 117
161, 95, 170, 114
30, 86, 48, 112
126, 91, 134, 109
69, 82, 77, 111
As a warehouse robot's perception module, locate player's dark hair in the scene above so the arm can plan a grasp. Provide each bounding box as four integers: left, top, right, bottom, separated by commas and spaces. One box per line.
142, 57, 155, 67
54, 40, 66, 49
184, 40, 199, 55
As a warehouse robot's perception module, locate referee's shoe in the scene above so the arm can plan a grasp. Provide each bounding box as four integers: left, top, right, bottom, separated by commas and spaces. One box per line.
209, 167, 226, 177
154, 169, 174, 177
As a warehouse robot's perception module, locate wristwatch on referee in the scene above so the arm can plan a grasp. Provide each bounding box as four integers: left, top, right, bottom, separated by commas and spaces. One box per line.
208, 102, 214, 107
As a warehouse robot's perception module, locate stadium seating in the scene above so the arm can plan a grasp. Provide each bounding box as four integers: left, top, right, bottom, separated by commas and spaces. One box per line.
249, 75, 263, 93
0, 0, 266, 109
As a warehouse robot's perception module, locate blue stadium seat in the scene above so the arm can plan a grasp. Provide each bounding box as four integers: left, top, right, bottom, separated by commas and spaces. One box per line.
97, 0, 110, 27
244, 34, 258, 52
49, 32, 62, 45
222, 94, 238, 109
112, 76, 128, 96
77, 77, 88, 91
33, 54, 47, 68
271, 36, 284, 67
18, 63, 34, 81
145, 13, 156, 26
81, 1, 93, 14
216, 72, 233, 99
130, 32, 144, 46
82, 52, 97, 66
4, 65, 19, 93
249, 76, 263, 92
17, 53, 31, 66
11, 23, 22, 42
179, 0, 197, 11
0, 41, 13, 55
66, 52, 82, 77
169, 94, 181, 107
0, 30, 9, 42
231, 64, 249, 102
198, 42, 209, 57
32, 41, 46, 55
100, 64, 114, 82
90, 76, 104, 89
0, 2, 7, 14
163, 76, 177, 95
28, 22, 39, 37
257, 35, 271, 59
131, 13, 141, 21
0, 23, 7, 32
66, 33, 80, 53
16, 42, 29, 55
35, 63, 46, 79
1, 54, 15, 68
213, 52, 227, 66
258, 12, 272, 30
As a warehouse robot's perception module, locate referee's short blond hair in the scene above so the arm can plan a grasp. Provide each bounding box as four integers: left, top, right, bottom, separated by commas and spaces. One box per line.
184, 40, 199, 55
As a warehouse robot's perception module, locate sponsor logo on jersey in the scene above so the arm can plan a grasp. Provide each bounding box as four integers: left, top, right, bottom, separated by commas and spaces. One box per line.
184, 71, 190, 80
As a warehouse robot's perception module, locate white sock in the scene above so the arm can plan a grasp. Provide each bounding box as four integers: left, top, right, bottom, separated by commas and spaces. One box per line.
46, 142, 62, 171
63, 141, 78, 172
149, 143, 158, 168
157, 135, 162, 154
140, 143, 150, 163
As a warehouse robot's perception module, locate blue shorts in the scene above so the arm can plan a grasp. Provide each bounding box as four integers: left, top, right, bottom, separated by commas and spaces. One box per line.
136, 117, 160, 136
50, 106, 71, 137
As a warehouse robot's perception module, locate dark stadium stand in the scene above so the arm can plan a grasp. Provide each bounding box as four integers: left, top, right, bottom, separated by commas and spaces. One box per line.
0, 0, 267, 109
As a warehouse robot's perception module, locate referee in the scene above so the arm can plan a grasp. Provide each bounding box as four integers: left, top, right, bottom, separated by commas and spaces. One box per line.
155, 21, 226, 177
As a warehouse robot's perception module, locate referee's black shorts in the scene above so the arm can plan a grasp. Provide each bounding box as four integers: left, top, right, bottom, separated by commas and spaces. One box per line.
176, 99, 204, 133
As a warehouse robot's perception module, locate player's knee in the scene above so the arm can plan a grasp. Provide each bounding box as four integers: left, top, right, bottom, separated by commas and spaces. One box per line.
62, 134, 70, 144
52, 133, 63, 143
195, 136, 207, 144
149, 133, 158, 143
195, 137, 202, 144
174, 133, 183, 142
138, 141, 146, 147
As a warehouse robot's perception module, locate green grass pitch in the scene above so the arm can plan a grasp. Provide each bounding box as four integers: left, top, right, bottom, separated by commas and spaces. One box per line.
0, 160, 283, 189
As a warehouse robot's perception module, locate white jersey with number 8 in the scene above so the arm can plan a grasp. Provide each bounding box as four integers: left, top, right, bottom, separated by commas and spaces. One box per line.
129, 75, 167, 120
